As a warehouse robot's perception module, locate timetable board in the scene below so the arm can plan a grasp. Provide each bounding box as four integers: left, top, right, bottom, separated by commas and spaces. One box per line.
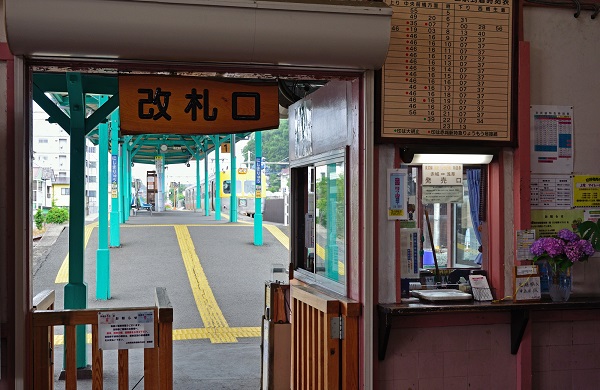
382, 0, 513, 142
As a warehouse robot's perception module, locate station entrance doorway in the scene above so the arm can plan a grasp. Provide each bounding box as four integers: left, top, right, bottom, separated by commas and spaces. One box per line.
3, 0, 392, 387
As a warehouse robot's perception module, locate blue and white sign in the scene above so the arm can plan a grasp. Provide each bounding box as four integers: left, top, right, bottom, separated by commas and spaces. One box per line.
255, 157, 262, 185
111, 155, 118, 185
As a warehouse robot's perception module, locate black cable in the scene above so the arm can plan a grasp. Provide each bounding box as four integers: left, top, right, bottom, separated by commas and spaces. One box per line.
131, 376, 144, 389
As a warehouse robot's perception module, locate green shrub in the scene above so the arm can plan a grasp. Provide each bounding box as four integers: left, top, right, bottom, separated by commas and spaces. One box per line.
34, 208, 45, 230
45, 207, 69, 224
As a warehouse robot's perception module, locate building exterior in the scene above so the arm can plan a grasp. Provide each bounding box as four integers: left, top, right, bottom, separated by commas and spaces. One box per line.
32, 104, 100, 214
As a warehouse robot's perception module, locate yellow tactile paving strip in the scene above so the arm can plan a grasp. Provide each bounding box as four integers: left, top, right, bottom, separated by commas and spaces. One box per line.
53, 221, 290, 344
174, 225, 237, 343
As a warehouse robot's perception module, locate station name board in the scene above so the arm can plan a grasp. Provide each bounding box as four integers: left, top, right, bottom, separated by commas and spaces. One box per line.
119, 75, 279, 135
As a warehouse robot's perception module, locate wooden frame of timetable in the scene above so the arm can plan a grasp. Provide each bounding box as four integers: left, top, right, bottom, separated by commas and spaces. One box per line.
513, 265, 542, 302
378, 0, 518, 146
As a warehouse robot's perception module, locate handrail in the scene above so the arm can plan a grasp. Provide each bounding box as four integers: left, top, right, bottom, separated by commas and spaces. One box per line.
32, 287, 173, 390
33, 289, 55, 311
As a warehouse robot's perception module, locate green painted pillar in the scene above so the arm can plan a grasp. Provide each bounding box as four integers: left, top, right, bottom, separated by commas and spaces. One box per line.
215, 146, 221, 221
230, 134, 238, 222
96, 95, 111, 300
326, 163, 339, 281
124, 138, 132, 222
254, 131, 263, 246
204, 153, 210, 216
161, 153, 166, 211
110, 110, 121, 247
63, 72, 88, 368
119, 143, 126, 223
196, 157, 201, 212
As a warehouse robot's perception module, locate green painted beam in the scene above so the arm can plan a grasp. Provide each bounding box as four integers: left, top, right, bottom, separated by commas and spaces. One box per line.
32, 83, 71, 133
33, 72, 118, 95
85, 94, 119, 134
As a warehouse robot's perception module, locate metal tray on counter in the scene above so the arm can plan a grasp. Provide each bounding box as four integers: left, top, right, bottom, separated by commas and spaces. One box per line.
411, 289, 473, 301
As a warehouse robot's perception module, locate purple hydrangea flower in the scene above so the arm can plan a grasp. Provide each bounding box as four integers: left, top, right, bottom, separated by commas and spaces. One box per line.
557, 229, 579, 242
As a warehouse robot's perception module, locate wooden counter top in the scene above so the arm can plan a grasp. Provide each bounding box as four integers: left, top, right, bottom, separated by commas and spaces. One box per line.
377, 297, 600, 360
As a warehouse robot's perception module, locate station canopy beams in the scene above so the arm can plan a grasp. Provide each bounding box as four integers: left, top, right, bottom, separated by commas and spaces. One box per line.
33, 72, 324, 166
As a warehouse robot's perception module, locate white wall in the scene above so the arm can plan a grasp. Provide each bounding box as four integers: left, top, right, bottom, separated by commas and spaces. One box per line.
524, 6, 600, 294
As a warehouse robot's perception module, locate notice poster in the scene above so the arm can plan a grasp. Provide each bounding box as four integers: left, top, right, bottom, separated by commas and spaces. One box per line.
530, 105, 574, 174
573, 175, 600, 208
516, 229, 536, 261
98, 310, 155, 350
387, 169, 408, 220
530, 174, 572, 209
530, 209, 584, 238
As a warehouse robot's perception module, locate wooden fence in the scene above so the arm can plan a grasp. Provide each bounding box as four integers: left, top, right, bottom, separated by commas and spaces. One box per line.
290, 284, 360, 389
32, 287, 173, 390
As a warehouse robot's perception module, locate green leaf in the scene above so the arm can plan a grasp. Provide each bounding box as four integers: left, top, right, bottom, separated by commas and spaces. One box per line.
577, 221, 600, 250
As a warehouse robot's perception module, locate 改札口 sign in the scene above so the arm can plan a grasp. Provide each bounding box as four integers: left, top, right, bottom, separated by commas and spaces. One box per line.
119, 75, 279, 135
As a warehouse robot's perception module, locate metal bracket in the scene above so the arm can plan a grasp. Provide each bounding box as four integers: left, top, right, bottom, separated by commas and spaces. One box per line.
331, 316, 345, 339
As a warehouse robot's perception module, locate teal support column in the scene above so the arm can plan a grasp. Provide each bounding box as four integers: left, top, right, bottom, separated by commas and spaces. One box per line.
123, 140, 131, 222
63, 72, 88, 368
254, 131, 263, 246
204, 154, 210, 216
230, 134, 238, 222
215, 146, 221, 220
161, 154, 166, 211
326, 163, 339, 281
109, 110, 121, 247
196, 157, 201, 212
96, 95, 111, 300
119, 143, 126, 223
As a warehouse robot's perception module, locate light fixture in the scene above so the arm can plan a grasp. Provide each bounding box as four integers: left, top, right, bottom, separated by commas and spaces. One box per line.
160, 144, 168, 152
409, 153, 493, 165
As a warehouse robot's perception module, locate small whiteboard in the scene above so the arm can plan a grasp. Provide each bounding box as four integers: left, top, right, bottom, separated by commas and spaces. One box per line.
513, 265, 541, 302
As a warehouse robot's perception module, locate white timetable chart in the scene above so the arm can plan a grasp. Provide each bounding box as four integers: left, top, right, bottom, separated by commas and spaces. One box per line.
382, 0, 513, 142
530, 174, 572, 209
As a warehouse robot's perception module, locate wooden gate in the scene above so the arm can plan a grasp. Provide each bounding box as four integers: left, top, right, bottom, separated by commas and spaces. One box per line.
32, 287, 173, 390
290, 284, 360, 389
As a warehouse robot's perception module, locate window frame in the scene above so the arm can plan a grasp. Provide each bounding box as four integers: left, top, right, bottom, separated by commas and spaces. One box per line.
413, 165, 485, 270
291, 148, 347, 295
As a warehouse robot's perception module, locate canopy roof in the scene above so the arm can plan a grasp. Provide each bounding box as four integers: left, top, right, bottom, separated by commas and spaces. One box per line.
32, 72, 275, 166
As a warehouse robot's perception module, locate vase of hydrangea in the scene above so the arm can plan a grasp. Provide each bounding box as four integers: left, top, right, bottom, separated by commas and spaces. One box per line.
530, 229, 595, 302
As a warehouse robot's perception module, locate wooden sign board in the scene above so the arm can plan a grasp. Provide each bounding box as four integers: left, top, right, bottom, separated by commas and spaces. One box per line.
119, 75, 279, 135
381, 0, 514, 143
513, 265, 541, 302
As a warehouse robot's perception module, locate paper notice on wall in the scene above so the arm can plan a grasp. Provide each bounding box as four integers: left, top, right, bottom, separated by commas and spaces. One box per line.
422, 186, 463, 204
516, 229, 536, 261
530, 105, 573, 174
387, 169, 408, 220
573, 175, 600, 208
530, 209, 584, 238
400, 228, 419, 279
530, 174, 572, 209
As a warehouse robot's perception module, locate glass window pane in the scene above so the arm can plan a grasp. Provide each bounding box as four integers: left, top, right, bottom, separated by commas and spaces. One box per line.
314, 161, 345, 285
244, 180, 255, 194
222, 180, 231, 194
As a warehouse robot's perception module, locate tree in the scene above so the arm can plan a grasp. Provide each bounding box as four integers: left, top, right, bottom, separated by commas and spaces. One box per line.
242, 120, 289, 191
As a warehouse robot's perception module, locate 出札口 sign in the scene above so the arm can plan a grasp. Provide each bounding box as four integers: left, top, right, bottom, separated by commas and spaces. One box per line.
119, 75, 279, 135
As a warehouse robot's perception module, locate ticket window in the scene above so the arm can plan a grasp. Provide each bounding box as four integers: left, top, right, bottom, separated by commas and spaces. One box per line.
414, 166, 486, 269
291, 153, 346, 294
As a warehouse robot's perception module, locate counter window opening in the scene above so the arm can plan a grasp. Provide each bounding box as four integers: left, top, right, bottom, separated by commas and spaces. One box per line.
291, 153, 346, 295
411, 165, 486, 269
